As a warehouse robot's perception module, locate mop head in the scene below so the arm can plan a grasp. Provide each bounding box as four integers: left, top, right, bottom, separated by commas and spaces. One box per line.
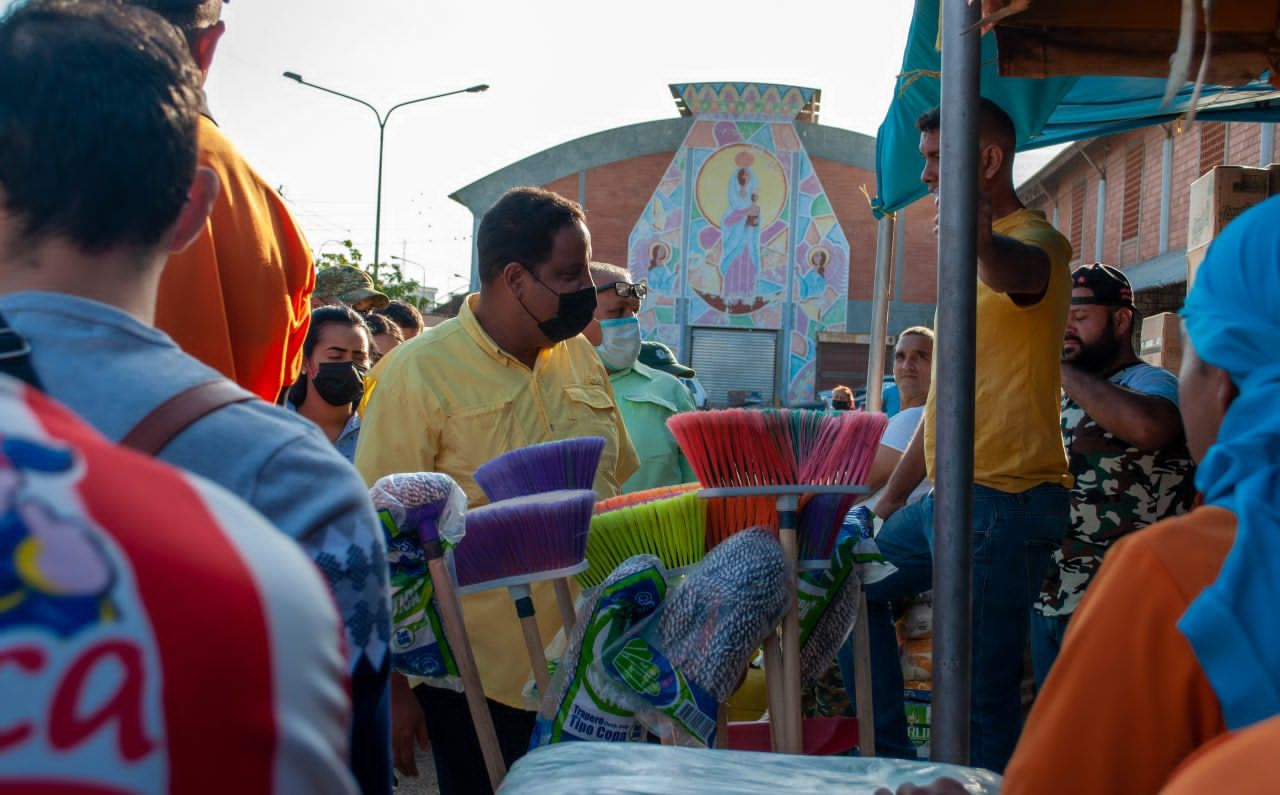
578, 491, 706, 589
798, 531, 862, 682
473, 437, 605, 502
370, 472, 468, 686
531, 555, 669, 747
453, 490, 596, 590
596, 527, 790, 747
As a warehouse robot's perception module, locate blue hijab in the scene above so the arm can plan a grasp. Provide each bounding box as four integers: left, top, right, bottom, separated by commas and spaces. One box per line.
1178, 195, 1280, 730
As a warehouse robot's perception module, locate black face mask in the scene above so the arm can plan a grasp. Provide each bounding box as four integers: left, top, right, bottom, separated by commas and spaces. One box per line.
831, 400, 852, 411
312, 361, 366, 407
516, 269, 598, 343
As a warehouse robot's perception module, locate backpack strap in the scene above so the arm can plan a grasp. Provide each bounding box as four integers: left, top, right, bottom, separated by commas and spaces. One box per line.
0, 309, 43, 391
121, 379, 254, 456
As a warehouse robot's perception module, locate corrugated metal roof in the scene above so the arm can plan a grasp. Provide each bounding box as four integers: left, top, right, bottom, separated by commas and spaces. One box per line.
1122, 248, 1187, 290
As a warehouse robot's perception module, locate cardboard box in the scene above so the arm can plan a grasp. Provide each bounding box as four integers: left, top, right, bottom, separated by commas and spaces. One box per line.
1186, 166, 1271, 286
1140, 312, 1182, 374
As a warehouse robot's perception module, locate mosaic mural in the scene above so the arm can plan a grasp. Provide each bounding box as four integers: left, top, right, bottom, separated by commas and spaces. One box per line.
629, 83, 850, 404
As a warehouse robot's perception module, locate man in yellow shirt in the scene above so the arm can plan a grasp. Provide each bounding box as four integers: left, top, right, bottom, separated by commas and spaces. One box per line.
866, 99, 1073, 771
355, 187, 637, 793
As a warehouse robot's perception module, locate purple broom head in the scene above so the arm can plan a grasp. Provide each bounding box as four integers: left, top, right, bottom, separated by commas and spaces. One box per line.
473, 437, 606, 502
797, 492, 859, 563
454, 489, 596, 591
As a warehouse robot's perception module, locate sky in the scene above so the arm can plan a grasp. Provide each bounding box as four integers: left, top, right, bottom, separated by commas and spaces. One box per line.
3, 0, 1062, 296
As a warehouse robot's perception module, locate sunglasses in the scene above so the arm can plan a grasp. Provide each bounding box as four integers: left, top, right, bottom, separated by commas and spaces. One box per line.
596, 280, 648, 300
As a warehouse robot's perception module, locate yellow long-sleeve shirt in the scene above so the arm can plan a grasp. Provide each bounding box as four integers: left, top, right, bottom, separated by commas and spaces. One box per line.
355, 294, 638, 708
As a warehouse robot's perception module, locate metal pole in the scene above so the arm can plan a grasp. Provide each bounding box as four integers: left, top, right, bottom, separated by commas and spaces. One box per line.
1159, 128, 1173, 254
1094, 177, 1106, 263
373, 121, 387, 280
866, 215, 896, 413
933, 0, 980, 765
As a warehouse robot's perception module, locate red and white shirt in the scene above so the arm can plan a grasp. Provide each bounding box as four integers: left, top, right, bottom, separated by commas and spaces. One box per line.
0, 378, 356, 794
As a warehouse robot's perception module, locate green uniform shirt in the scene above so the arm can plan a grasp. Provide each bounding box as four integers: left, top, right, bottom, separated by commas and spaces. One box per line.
609, 361, 697, 493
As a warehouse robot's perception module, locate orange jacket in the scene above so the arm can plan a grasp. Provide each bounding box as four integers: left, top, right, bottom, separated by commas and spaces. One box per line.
155, 116, 313, 402
1003, 507, 1236, 794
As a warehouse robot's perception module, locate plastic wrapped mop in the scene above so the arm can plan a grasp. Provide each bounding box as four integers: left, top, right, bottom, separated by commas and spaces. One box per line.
371, 472, 468, 687
596, 528, 790, 747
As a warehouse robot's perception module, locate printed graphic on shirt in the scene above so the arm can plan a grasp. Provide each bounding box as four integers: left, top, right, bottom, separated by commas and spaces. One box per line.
0, 435, 167, 790
1036, 370, 1196, 616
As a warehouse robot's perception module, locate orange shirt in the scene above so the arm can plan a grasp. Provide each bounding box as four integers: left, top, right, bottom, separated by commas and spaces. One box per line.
1160, 715, 1280, 794
154, 116, 314, 402
1003, 506, 1237, 795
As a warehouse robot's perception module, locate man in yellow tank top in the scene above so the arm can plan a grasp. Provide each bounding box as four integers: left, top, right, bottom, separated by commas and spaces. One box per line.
863, 99, 1073, 772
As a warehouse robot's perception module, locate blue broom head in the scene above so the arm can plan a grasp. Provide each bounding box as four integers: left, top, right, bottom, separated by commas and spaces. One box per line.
454, 489, 597, 590
657, 527, 790, 700
473, 437, 607, 502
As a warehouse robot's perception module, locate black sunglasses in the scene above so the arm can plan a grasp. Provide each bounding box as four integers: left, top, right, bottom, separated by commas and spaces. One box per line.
596, 280, 648, 300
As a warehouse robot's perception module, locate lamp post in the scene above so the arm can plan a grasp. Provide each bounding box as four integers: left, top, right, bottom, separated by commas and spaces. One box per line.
282, 72, 488, 278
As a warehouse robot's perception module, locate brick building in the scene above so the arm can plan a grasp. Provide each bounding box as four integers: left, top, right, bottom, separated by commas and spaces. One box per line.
1019, 120, 1277, 316
451, 83, 940, 405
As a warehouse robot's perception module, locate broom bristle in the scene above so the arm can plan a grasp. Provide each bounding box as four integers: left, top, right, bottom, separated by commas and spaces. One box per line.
797, 492, 859, 562
453, 490, 596, 589
473, 437, 606, 502
704, 495, 778, 550
579, 492, 707, 588
799, 412, 889, 485
594, 483, 699, 514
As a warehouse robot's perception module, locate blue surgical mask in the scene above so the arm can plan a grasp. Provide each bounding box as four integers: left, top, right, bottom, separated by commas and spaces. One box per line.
596, 316, 642, 371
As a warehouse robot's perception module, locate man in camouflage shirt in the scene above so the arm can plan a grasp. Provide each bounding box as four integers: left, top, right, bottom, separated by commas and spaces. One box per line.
1032, 264, 1196, 685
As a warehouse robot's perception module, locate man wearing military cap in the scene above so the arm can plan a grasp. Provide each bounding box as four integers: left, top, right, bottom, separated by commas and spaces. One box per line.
315, 265, 390, 312
1030, 262, 1196, 683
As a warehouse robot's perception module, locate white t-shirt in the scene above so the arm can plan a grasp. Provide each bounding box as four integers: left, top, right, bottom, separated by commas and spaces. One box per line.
858, 405, 931, 514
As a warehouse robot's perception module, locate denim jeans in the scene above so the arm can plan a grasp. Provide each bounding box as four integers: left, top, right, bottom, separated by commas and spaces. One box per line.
862, 483, 1068, 772
1029, 611, 1071, 690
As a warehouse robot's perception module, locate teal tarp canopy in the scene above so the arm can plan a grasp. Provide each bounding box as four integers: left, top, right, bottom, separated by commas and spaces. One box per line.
874, 0, 1280, 216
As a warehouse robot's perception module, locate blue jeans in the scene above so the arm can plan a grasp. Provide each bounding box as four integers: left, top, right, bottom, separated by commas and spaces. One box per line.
862, 484, 1067, 772
1029, 611, 1071, 690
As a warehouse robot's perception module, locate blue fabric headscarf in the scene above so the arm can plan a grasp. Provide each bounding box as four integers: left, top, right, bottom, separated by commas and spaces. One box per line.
1178, 194, 1280, 730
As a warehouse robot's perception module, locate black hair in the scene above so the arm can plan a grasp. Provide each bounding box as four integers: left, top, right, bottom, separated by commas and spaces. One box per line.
476, 187, 586, 284
126, 0, 221, 40
287, 305, 369, 406
916, 98, 1016, 149
376, 299, 423, 334
0, 0, 203, 255
364, 312, 403, 342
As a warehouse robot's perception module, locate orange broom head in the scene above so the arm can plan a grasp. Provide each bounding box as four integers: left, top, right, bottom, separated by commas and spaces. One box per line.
594, 483, 699, 514
579, 491, 707, 589
704, 494, 778, 551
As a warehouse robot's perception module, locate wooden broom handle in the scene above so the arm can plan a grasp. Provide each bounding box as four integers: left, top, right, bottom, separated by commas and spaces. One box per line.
762, 631, 788, 752
509, 585, 552, 697
853, 590, 876, 757
553, 578, 578, 635
426, 556, 506, 790
778, 523, 804, 755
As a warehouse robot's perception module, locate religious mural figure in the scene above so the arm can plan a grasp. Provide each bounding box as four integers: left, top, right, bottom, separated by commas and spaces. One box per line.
719, 150, 762, 308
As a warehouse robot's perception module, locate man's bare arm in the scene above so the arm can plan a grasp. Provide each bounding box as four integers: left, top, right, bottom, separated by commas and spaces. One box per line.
1061, 363, 1184, 450
874, 425, 926, 521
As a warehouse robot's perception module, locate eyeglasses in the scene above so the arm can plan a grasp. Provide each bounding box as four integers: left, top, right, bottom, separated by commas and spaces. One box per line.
596, 280, 648, 300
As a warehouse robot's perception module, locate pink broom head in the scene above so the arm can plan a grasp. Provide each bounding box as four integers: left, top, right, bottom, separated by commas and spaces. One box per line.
667, 409, 795, 488
796, 492, 859, 563
798, 411, 889, 485
594, 483, 700, 514
453, 489, 596, 590
473, 437, 606, 502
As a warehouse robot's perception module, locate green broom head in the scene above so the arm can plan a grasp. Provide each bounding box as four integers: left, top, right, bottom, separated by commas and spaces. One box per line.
579, 491, 707, 589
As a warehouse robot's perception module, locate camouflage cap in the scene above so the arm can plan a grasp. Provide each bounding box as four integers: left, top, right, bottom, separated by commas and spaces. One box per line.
638, 340, 694, 378
315, 265, 389, 309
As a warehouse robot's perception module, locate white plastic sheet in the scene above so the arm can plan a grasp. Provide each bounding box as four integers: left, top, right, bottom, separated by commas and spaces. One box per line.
499, 743, 1002, 794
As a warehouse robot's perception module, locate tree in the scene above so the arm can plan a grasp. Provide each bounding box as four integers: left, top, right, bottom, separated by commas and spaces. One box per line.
314, 240, 427, 309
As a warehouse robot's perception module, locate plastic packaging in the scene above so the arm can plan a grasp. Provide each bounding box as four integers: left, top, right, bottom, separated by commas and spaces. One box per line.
499, 742, 1003, 794
531, 556, 669, 747
369, 472, 467, 686
597, 528, 789, 748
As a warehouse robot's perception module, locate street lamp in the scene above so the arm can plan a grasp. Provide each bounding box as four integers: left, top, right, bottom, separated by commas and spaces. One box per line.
282, 72, 488, 278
